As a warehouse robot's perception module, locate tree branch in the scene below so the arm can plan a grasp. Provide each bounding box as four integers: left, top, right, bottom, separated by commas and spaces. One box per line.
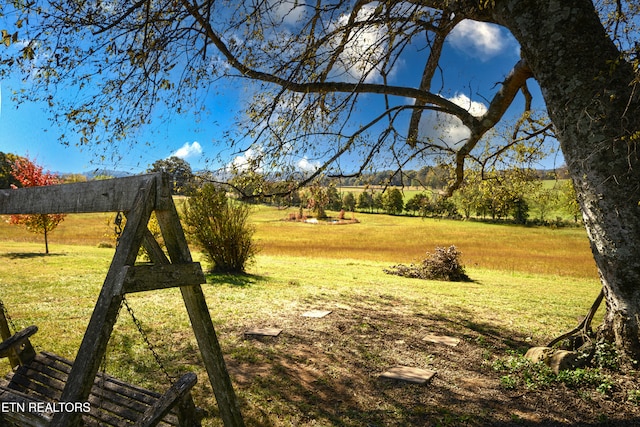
407, 11, 462, 147
446, 59, 534, 195
91, 0, 149, 34
180, 0, 479, 128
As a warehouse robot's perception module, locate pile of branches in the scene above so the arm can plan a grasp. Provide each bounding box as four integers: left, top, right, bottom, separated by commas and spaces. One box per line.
384, 246, 471, 282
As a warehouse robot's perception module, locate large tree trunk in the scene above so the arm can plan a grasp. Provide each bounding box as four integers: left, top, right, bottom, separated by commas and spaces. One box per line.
494, 1, 640, 360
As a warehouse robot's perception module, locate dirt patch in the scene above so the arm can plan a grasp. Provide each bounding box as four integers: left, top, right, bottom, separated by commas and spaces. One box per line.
223, 298, 640, 426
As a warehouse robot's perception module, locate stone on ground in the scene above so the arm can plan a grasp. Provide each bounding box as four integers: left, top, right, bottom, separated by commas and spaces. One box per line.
302, 310, 332, 318
422, 333, 460, 347
244, 328, 283, 337
379, 366, 436, 384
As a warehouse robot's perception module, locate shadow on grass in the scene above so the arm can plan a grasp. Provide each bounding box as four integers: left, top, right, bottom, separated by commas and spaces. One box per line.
222, 299, 640, 427
205, 272, 268, 287
1, 252, 66, 259
97, 288, 640, 427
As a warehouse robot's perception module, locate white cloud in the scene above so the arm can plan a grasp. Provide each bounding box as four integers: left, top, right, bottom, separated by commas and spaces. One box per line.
171, 141, 202, 159
330, 4, 390, 83
448, 93, 487, 117
228, 147, 263, 173
226, 148, 320, 175
297, 157, 320, 172
449, 19, 511, 60
419, 93, 487, 149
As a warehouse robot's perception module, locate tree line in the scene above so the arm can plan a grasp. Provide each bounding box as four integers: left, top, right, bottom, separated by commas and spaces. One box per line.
254, 169, 580, 226
1, 151, 579, 226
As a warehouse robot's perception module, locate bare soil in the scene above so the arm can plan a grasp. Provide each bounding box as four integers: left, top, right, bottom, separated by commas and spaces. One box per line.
222, 294, 640, 426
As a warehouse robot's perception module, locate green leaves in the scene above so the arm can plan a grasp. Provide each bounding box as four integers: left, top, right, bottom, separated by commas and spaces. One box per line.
183, 184, 257, 273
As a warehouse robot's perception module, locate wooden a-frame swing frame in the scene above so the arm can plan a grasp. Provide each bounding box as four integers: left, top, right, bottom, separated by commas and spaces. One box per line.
0, 173, 244, 427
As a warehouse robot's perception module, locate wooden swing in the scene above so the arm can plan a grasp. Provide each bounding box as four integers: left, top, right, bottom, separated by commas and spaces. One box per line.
0, 173, 245, 427
0, 314, 199, 427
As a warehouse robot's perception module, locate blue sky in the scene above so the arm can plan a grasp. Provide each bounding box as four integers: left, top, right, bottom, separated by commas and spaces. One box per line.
0, 15, 559, 175
0, 82, 240, 174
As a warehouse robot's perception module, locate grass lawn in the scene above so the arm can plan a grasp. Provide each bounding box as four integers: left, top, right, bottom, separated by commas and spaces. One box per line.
0, 208, 637, 426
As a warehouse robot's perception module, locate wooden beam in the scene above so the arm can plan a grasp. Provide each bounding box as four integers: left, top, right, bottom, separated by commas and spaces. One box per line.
0, 301, 20, 368
0, 385, 52, 427
132, 372, 197, 427
178, 285, 245, 427
121, 263, 206, 294
142, 228, 171, 265
0, 325, 38, 363
50, 178, 157, 427
156, 197, 245, 427
0, 173, 171, 214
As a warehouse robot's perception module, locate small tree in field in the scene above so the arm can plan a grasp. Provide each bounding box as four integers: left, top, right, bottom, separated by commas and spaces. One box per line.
356, 191, 373, 213
183, 184, 257, 273
382, 188, 404, 215
559, 180, 582, 223
342, 192, 356, 212
9, 157, 65, 254
306, 182, 330, 219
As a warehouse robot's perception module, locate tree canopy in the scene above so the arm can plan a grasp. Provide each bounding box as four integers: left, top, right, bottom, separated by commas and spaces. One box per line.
0, 0, 559, 188
147, 156, 194, 195
8, 156, 66, 254
0, 152, 24, 189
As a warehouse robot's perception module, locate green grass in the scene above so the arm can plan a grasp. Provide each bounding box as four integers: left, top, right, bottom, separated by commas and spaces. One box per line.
0, 207, 625, 426
0, 240, 606, 426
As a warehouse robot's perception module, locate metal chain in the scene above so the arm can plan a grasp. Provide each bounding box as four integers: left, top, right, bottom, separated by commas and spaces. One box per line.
0, 300, 17, 334
113, 212, 174, 384
122, 296, 174, 384
113, 211, 124, 247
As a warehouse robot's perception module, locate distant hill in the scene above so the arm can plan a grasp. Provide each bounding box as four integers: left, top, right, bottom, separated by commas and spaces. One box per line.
85, 169, 134, 179
54, 169, 134, 180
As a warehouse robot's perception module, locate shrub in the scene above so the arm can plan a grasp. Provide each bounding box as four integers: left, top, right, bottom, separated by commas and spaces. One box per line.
138, 213, 164, 261
382, 188, 404, 215
592, 341, 620, 370
384, 245, 470, 282
183, 184, 257, 273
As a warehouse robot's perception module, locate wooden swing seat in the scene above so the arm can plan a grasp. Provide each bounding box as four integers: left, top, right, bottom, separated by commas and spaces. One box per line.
0, 325, 201, 427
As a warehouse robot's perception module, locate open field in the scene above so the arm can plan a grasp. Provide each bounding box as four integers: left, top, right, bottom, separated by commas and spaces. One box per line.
0, 208, 638, 426
250, 206, 596, 279
1, 205, 598, 278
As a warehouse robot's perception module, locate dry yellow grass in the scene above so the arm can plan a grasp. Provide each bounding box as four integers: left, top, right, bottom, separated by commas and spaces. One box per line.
0, 213, 114, 246
251, 206, 597, 279
0, 202, 597, 279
